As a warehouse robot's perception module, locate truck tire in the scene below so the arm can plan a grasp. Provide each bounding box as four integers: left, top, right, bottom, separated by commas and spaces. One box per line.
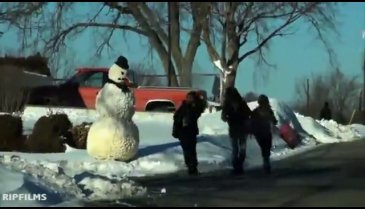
145, 101, 175, 113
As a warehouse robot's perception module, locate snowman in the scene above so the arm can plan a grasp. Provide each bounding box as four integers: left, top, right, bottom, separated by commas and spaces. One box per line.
86, 56, 139, 161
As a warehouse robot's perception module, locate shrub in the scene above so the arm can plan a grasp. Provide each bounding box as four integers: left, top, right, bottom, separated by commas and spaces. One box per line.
0, 114, 25, 151
26, 113, 73, 153
69, 122, 92, 149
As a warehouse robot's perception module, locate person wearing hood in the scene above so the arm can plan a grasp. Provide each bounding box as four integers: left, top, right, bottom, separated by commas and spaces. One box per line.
319, 101, 332, 120
251, 94, 278, 174
221, 87, 252, 175
172, 91, 205, 176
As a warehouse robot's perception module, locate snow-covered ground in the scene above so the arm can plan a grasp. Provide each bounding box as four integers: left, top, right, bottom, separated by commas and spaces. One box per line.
1, 99, 365, 206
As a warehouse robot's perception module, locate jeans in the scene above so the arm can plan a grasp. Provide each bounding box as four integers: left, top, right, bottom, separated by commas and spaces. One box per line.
229, 129, 247, 171
179, 134, 198, 171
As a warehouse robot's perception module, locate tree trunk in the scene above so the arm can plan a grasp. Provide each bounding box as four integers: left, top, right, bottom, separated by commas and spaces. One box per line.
224, 71, 236, 88
127, 5, 179, 87
178, 61, 193, 87
153, 41, 179, 86
179, 73, 192, 87
219, 68, 237, 105
168, 71, 179, 87
219, 71, 225, 105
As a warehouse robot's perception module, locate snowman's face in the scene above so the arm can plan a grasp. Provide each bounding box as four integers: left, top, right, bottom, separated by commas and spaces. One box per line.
108, 64, 128, 84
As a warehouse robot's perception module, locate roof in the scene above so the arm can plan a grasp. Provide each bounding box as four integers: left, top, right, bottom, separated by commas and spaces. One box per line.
0, 55, 50, 76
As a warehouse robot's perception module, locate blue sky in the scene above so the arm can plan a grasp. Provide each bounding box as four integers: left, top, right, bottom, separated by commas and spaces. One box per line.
1, 2, 365, 103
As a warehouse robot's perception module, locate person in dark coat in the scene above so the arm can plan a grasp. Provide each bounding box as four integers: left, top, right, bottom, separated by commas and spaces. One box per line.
251, 94, 278, 174
320, 101, 332, 120
172, 91, 205, 175
221, 87, 252, 175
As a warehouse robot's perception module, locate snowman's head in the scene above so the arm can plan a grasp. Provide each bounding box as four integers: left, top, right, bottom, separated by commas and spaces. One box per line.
108, 56, 129, 84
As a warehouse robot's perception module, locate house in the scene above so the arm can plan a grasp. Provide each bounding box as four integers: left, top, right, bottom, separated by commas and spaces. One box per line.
0, 54, 54, 88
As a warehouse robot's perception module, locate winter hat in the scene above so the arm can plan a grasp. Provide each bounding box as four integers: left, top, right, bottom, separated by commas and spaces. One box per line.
258, 94, 270, 106
115, 56, 129, 70
108, 56, 129, 83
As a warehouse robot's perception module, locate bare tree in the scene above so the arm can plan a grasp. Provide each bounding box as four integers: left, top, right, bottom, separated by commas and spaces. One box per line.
294, 68, 360, 124
0, 2, 211, 86
200, 2, 338, 102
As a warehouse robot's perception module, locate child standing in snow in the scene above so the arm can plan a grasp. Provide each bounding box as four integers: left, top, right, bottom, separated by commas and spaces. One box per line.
173, 91, 205, 175
251, 94, 278, 174
221, 87, 252, 175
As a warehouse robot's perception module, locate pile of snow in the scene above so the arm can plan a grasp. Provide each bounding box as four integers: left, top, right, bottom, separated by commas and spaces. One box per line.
0, 155, 146, 207
295, 114, 365, 143
350, 124, 365, 137
1, 98, 365, 206
317, 119, 364, 140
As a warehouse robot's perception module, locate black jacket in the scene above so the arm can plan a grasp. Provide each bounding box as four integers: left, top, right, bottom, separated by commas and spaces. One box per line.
320, 107, 332, 120
221, 100, 251, 127
173, 101, 202, 138
251, 105, 278, 134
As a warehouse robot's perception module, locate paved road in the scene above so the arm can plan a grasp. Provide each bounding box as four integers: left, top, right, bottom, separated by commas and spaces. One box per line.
133, 140, 365, 207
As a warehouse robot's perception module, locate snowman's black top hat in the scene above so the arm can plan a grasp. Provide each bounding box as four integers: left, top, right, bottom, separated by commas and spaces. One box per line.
115, 56, 129, 70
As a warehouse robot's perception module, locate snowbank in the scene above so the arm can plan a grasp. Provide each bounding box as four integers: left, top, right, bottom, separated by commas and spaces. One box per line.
1, 98, 365, 206
350, 124, 365, 137
0, 154, 146, 206
296, 114, 364, 143
0, 155, 146, 207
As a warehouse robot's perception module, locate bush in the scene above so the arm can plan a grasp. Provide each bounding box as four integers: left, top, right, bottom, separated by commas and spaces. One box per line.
0, 65, 30, 113
26, 113, 73, 153
0, 114, 25, 151
69, 122, 92, 149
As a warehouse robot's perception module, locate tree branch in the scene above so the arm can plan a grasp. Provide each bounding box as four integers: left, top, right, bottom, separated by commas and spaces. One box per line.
90, 4, 107, 22
95, 12, 122, 55
136, 3, 169, 45
203, 16, 224, 72
238, 13, 300, 63
45, 22, 147, 52
104, 2, 133, 14
184, 3, 208, 65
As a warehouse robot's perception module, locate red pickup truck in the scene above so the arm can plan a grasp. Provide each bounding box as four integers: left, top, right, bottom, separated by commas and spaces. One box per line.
27, 68, 207, 112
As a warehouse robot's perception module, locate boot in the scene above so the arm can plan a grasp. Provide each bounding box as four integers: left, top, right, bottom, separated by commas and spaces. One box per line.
188, 167, 199, 176
263, 158, 271, 174
232, 163, 244, 175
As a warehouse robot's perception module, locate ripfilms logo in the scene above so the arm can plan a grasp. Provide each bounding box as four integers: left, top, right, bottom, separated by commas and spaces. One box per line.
1, 193, 47, 201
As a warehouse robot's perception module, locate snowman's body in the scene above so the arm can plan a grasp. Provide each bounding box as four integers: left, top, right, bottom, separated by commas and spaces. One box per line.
87, 117, 139, 160
87, 58, 139, 161
95, 83, 135, 121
